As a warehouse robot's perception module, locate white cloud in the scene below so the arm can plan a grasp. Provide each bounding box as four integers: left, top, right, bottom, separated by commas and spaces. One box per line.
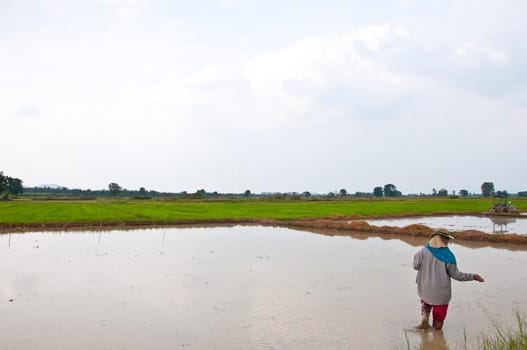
219, 0, 235, 10
39, 0, 145, 15
344, 24, 411, 52
186, 66, 218, 87
246, 24, 412, 93
453, 42, 508, 66
244, 24, 414, 124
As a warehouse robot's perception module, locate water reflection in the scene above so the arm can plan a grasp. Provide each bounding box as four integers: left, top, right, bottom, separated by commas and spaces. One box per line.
367, 215, 527, 235
490, 217, 517, 233
297, 226, 527, 251
412, 329, 449, 350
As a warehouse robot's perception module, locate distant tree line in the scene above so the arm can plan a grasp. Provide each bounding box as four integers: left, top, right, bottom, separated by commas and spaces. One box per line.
422, 182, 517, 198
16, 182, 527, 199
23, 184, 181, 199
3, 172, 527, 200
23, 184, 252, 199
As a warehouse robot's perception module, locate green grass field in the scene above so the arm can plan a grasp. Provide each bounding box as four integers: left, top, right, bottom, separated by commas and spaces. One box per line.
1, 197, 526, 225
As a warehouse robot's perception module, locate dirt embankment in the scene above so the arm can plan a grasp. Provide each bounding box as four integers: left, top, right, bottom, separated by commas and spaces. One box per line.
286, 218, 527, 246
1, 215, 527, 246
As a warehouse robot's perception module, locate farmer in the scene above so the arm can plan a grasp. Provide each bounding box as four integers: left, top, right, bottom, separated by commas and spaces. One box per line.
413, 229, 484, 330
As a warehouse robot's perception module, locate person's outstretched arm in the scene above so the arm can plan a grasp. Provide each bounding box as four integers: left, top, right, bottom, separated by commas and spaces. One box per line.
447, 264, 485, 282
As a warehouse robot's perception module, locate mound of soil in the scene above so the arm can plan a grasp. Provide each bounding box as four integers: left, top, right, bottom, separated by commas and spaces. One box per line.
286, 218, 527, 246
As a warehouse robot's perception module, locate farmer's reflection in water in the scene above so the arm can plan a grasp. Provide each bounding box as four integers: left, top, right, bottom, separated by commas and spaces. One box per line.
413, 229, 485, 330
415, 329, 449, 350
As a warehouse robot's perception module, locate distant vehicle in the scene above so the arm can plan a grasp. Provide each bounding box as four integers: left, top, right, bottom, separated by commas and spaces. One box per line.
491, 195, 517, 213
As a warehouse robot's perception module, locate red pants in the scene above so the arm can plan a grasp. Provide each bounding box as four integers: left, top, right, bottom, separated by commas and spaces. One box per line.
421, 300, 449, 329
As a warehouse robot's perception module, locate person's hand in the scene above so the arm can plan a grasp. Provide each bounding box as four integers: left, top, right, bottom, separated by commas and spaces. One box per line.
473, 274, 485, 282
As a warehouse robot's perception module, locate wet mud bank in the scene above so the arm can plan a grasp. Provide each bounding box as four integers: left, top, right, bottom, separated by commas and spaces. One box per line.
287, 219, 527, 250
2, 212, 527, 246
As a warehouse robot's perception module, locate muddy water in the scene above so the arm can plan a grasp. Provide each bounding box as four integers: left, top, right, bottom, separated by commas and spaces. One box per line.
1, 226, 526, 350
367, 215, 527, 235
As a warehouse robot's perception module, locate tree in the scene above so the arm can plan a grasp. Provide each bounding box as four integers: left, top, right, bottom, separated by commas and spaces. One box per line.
384, 184, 402, 197
0, 172, 24, 200
244, 190, 251, 197
459, 189, 469, 197
303, 191, 311, 197
108, 183, 122, 196
0, 172, 8, 200
481, 182, 495, 197
0, 172, 6, 188
339, 188, 347, 197
437, 188, 448, 197
7, 177, 23, 196
496, 190, 509, 198
373, 187, 383, 197
139, 187, 147, 195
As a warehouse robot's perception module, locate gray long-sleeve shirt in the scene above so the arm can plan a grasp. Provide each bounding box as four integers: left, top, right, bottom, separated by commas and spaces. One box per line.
413, 247, 474, 305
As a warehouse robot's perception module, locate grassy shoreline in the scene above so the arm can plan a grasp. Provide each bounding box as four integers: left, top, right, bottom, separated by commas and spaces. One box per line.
2, 197, 527, 246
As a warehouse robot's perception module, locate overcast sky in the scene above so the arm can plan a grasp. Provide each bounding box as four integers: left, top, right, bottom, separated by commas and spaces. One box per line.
1, 0, 526, 195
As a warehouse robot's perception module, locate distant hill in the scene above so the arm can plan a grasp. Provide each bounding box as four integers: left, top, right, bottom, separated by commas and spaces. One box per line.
36, 184, 66, 189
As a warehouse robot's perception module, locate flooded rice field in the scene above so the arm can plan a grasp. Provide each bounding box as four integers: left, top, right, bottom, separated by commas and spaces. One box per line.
1, 226, 527, 349
367, 215, 527, 235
